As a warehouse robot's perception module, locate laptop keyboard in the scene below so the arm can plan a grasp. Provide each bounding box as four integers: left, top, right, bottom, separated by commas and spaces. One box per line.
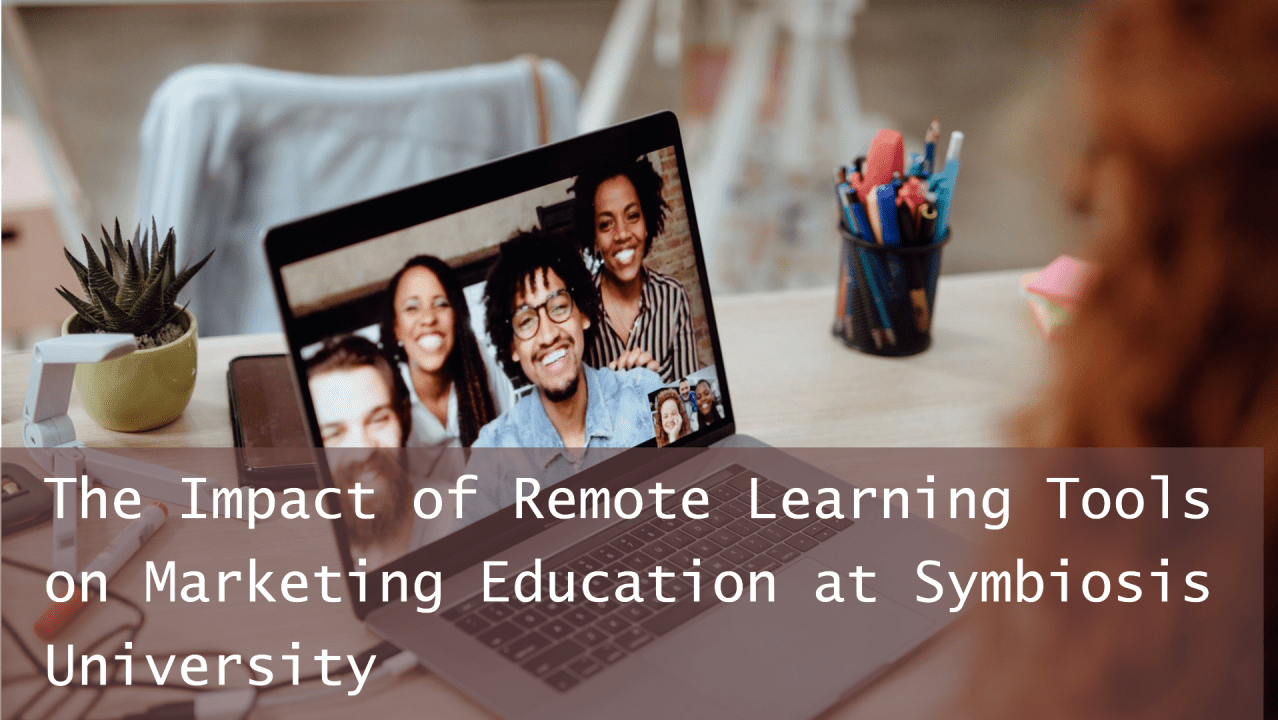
440, 465, 854, 693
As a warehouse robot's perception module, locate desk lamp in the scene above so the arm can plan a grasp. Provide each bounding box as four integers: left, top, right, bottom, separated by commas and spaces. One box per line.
22, 333, 219, 573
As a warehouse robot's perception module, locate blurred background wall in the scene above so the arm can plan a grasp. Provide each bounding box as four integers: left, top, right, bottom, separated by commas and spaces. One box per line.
2, 0, 1087, 349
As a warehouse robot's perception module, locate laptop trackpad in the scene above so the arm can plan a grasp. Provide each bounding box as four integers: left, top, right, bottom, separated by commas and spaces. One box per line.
654, 557, 934, 720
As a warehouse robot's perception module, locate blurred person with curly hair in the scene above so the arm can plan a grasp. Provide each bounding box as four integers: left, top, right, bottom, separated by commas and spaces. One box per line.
963, 1, 1275, 718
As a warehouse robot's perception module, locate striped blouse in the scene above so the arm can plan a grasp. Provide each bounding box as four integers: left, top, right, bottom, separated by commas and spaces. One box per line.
587, 268, 699, 384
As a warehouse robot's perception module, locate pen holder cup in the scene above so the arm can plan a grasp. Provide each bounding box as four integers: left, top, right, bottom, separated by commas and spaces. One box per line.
833, 228, 950, 357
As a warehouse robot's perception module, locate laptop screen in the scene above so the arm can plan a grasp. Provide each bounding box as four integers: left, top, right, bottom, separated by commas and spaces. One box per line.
272, 137, 730, 571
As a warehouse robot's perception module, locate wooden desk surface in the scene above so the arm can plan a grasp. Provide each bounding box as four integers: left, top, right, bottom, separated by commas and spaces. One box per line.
2, 269, 1044, 448
2, 270, 1042, 720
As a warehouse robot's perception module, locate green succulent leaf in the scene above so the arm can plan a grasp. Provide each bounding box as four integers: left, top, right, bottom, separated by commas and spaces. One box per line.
137, 231, 148, 279
62, 218, 209, 340
98, 237, 114, 277
81, 236, 120, 302
112, 220, 127, 260
161, 227, 177, 285
148, 224, 161, 277
115, 280, 138, 313
164, 249, 214, 309
56, 286, 108, 330
64, 248, 91, 297
98, 224, 129, 284
128, 270, 167, 327
152, 301, 189, 335
125, 236, 141, 290
92, 287, 134, 333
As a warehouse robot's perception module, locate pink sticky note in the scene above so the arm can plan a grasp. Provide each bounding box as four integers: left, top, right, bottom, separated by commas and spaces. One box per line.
1026, 255, 1097, 311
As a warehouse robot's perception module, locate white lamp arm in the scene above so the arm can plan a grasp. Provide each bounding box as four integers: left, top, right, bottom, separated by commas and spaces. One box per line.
23, 333, 136, 448
21, 334, 227, 571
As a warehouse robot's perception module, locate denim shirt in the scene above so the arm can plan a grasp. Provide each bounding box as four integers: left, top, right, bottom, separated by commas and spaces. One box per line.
400, 356, 515, 448
464, 365, 663, 523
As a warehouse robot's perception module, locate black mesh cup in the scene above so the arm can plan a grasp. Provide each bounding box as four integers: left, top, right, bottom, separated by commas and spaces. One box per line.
832, 226, 950, 357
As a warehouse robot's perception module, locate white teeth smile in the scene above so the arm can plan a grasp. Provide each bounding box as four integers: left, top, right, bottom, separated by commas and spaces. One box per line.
616, 249, 636, 263
542, 349, 567, 366
416, 335, 444, 352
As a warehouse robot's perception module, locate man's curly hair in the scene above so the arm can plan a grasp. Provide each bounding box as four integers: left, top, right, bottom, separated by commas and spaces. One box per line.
483, 228, 601, 384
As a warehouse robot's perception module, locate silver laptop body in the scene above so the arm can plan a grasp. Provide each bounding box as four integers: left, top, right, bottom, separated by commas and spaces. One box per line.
264, 111, 971, 720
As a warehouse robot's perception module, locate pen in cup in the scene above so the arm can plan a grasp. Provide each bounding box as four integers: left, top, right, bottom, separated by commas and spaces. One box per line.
924, 118, 939, 175
848, 195, 896, 347
832, 121, 958, 356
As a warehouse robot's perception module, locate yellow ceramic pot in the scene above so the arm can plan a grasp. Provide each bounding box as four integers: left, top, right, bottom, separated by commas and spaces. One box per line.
61, 311, 198, 432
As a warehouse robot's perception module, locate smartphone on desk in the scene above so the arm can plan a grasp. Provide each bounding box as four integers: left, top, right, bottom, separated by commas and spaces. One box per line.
227, 354, 317, 489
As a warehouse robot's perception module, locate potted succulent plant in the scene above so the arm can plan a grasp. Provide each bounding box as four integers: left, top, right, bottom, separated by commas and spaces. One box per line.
58, 220, 213, 432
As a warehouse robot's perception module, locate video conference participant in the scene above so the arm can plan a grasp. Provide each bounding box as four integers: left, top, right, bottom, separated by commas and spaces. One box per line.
462, 230, 662, 522
695, 379, 723, 430
573, 155, 698, 384
653, 387, 692, 447
473, 228, 663, 450
678, 378, 698, 431
379, 254, 511, 447
307, 334, 411, 449
306, 335, 419, 567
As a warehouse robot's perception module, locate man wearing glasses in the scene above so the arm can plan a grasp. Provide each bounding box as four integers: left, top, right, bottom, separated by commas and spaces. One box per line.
473, 228, 662, 450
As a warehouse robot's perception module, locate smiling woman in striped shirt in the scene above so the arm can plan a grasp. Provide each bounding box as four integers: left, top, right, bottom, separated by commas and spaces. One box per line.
572, 155, 699, 384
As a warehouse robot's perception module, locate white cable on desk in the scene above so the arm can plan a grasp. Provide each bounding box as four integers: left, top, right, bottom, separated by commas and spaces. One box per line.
173, 650, 418, 720
254, 650, 419, 709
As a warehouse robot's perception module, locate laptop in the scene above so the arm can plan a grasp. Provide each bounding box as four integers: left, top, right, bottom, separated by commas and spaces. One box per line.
264, 112, 970, 720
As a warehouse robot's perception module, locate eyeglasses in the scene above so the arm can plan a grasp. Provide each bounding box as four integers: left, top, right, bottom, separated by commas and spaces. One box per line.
511, 289, 575, 340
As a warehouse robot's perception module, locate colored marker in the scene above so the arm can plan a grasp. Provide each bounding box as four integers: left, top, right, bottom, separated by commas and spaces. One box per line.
864, 184, 890, 242
896, 202, 918, 246
835, 184, 864, 338
841, 196, 893, 345
36, 502, 168, 640
894, 203, 931, 331
836, 183, 862, 237
849, 241, 879, 347
918, 203, 942, 310
849, 198, 875, 246
856, 247, 895, 347
926, 130, 962, 240
919, 203, 938, 243
924, 118, 939, 175
898, 177, 927, 215
852, 194, 893, 344
872, 184, 911, 311
875, 185, 901, 245
834, 241, 849, 337
907, 153, 924, 177
931, 163, 956, 241
945, 130, 964, 162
